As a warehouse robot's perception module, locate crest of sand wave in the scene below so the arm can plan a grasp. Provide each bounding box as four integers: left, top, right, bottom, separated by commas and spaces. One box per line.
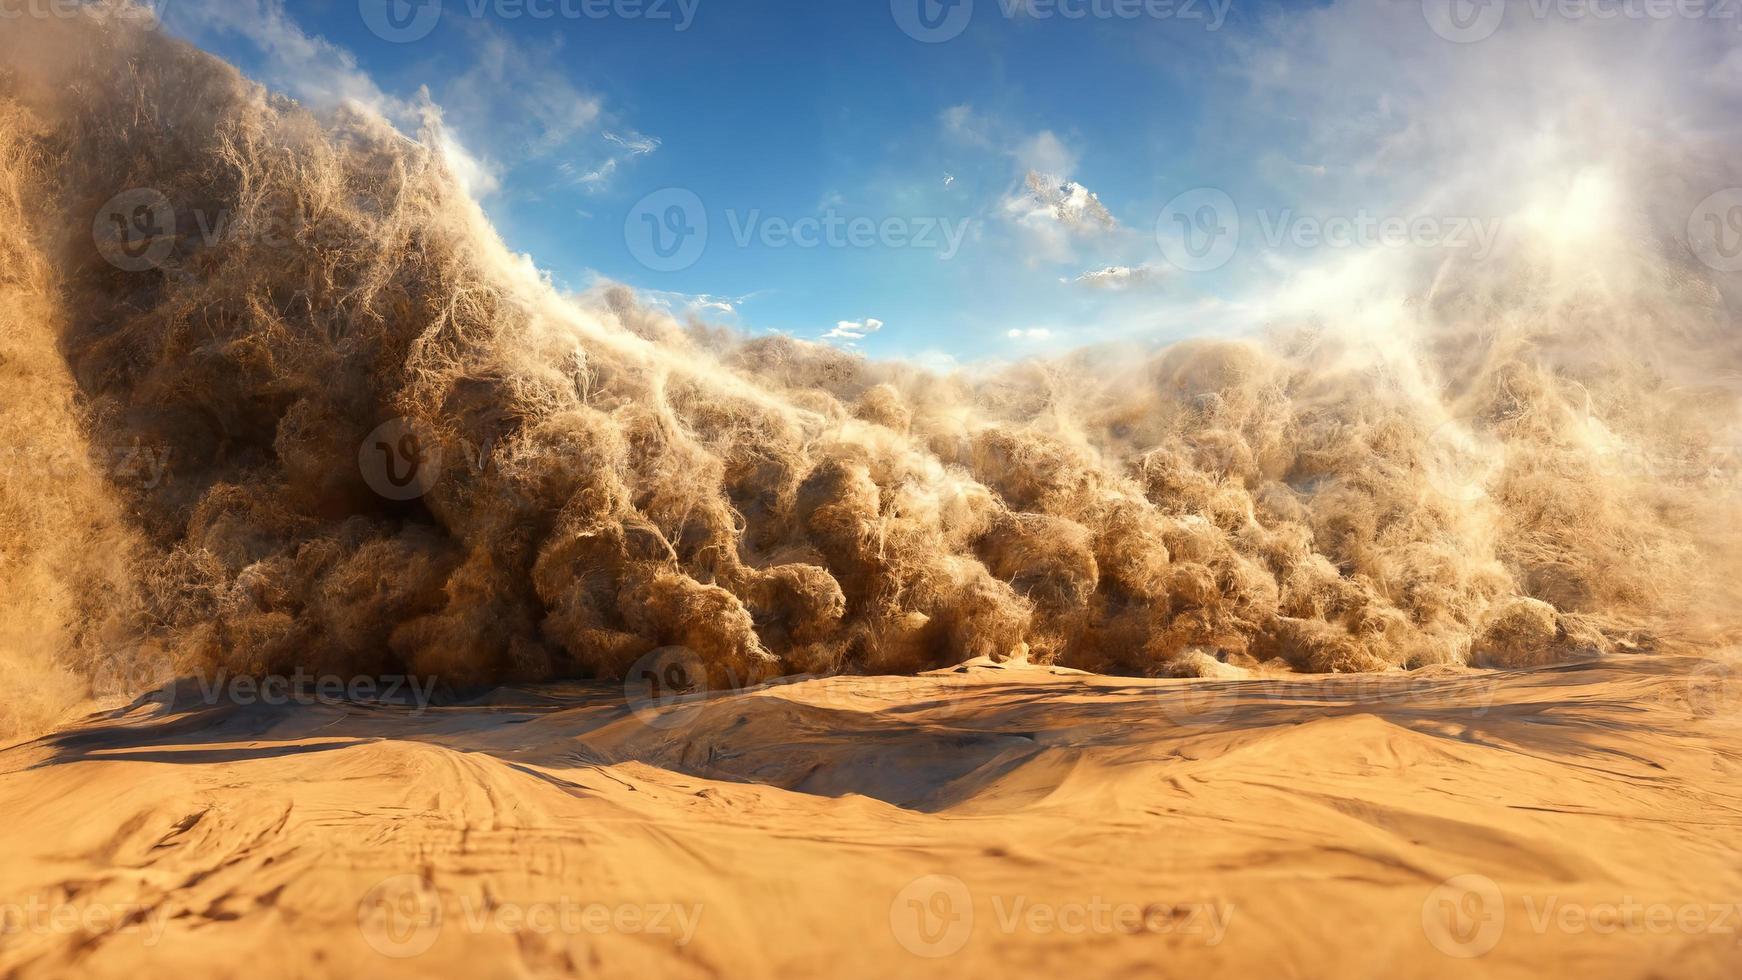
0, 4, 1739, 736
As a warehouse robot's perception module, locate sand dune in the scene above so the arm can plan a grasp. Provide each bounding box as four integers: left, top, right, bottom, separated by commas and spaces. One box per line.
2, 656, 1738, 979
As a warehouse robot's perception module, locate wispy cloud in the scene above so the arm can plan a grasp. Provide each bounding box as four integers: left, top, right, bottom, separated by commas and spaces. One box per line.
626, 286, 754, 322
166, 3, 659, 204
448, 30, 601, 154
166, 0, 406, 116
1068, 264, 1164, 290
568, 130, 662, 192
823, 318, 884, 344
162, 0, 508, 196
936, 107, 1129, 266
605, 132, 662, 155
940, 103, 996, 147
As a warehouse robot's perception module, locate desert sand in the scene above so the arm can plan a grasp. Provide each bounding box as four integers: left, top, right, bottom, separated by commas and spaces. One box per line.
2, 655, 1738, 979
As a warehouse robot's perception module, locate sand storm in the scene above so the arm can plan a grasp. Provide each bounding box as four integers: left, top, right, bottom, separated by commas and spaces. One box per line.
1, 3, 1741, 978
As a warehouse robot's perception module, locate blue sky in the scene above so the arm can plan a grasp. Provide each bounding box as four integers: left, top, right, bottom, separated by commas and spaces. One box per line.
153, 0, 1683, 365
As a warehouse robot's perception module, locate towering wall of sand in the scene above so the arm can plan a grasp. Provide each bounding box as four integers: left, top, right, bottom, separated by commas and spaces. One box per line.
0, 6, 1738, 728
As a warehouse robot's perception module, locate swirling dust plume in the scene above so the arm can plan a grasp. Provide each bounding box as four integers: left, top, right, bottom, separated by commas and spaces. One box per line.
1, 4, 1740, 735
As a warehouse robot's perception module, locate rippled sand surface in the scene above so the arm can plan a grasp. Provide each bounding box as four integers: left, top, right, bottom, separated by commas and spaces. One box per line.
1, 656, 1738, 979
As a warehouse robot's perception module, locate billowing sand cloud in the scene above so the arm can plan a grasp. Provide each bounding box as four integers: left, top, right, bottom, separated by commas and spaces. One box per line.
1, 6, 1740, 740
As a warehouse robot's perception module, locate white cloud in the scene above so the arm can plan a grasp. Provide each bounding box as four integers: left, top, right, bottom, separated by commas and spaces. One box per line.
604, 132, 662, 155
906, 349, 960, 375
941, 110, 1080, 178
823, 318, 884, 344
1006, 328, 1052, 340
445, 30, 602, 155
567, 158, 618, 188
568, 131, 662, 191
634, 288, 748, 322
1000, 170, 1119, 263
1004, 171, 1116, 232
1068, 264, 1163, 290
935, 108, 1121, 264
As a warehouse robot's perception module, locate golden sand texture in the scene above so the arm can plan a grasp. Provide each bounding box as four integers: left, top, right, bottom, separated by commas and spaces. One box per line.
1, 655, 1738, 979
